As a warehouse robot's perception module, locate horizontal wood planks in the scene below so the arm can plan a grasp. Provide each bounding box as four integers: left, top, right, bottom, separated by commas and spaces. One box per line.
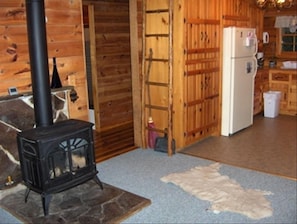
88, 0, 133, 129
0, 0, 89, 121
93, 121, 137, 162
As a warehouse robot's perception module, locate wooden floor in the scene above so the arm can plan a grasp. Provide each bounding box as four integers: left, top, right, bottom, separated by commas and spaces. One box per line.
181, 114, 297, 180
93, 122, 137, 163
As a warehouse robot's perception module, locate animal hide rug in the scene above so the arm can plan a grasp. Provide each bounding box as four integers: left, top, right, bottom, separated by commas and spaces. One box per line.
161, 163, 273, 220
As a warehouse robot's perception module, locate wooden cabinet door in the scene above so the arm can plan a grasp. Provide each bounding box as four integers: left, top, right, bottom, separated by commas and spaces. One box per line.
254, 69, 269, 115
269, 71, 297, 115
270, 83, 289, 112
288, 74, 297, 114
183, 0, 220, 145
269, 71, 289, 113
254, 71, 262, 115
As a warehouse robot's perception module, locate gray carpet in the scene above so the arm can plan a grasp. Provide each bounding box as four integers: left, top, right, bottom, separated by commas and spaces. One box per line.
1, 149, 296, 223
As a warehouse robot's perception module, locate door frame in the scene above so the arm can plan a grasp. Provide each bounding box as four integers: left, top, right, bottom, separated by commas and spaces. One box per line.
82, 0, 142, 147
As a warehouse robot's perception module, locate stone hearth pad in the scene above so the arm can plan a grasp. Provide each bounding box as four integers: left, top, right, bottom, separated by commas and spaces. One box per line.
0, 181, 151, 223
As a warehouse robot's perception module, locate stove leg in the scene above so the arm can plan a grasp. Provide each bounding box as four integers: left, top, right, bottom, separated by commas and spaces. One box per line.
24, 188, 30, 203
93, 175, 103, 190
41, 194, 52, 216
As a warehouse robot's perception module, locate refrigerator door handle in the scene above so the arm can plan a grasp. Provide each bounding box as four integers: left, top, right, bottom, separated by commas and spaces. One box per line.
254, 34, 258, 55
252, 57, 258, 78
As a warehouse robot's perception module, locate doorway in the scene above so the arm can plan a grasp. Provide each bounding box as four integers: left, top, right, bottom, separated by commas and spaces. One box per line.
82, 0, 141, 161
82, 1, 134, 130
82, 22, 95, 127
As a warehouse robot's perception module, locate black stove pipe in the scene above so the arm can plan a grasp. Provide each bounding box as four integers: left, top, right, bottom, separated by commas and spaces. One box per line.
25, 0, 53, 127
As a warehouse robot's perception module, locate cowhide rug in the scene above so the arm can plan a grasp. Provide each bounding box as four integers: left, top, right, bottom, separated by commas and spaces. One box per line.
161, 163, 273, 220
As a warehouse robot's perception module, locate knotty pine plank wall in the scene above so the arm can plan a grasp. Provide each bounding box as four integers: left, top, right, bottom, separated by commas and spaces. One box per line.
83, 0, 134, 130
141, 0, 264, 149
0, 0, 89, 121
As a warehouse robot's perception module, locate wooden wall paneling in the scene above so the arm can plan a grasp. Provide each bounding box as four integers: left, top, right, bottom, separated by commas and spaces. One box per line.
146, 0, 168, 10
144, 0, 171, 135
221, 0, 251, 27
47, 1, 88, 122
172, 0, 185, 149
143, 0, 174, 155
183, 0, 220, 145
250, 5, 264, 49
0, 0, 89, 121
263, 16, 277, 62
89, 0, 133, 130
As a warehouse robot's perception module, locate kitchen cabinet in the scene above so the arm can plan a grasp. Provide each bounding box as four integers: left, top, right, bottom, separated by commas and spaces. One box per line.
269, 69, 297, 116
254, 68, 269, 115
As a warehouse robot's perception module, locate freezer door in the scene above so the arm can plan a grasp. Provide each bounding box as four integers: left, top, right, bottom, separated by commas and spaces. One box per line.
228, 27, 258, 58
229, 57, 257, 134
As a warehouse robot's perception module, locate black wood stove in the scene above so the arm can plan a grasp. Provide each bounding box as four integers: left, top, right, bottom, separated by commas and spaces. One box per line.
16, 0, 102, 216
17, 119, 103, 216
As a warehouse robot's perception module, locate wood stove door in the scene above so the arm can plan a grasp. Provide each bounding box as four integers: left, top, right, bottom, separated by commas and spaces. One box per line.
47, 137, 93, 186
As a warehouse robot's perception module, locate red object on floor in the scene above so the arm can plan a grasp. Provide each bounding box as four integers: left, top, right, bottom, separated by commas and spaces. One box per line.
148, 117, 158, 148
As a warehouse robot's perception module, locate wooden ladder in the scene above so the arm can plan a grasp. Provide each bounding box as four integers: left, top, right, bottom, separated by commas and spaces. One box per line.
142, 0, 174, 156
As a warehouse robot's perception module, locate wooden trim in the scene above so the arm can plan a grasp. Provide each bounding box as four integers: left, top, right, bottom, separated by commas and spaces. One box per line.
185, 47, 220, 54
185, 121, 218, 137
129, 0, 142, 147
222, 15, 249, 21
141, 0, 146, 148
87, 4, 101, 129
185, 18, 220, 25
185, 67, 220, 76
264, 7, 297, 17
168, 0, 174, 156
173, 0, 185, 150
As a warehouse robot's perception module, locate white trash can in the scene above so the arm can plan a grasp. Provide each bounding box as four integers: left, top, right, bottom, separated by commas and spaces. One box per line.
263, 91, 281, 118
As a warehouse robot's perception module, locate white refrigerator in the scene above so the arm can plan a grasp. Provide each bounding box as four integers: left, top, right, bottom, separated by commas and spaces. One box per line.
221, 27, 258, 136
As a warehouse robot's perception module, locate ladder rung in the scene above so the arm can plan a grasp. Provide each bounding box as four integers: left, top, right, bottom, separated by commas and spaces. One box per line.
146, 81, 168, 87
146, 9, 169, 14
145, 58, 169, 62
145, 34, 169, 38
